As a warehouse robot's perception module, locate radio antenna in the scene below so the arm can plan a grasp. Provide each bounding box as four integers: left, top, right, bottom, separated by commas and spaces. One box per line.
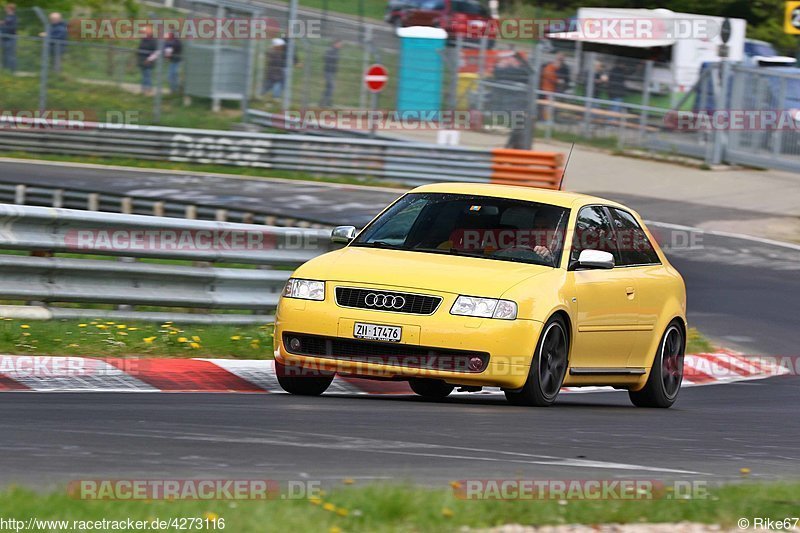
559, 143, 575, 190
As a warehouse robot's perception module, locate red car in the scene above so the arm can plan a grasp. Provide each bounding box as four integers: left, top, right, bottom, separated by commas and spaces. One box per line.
400, 0, 496, 42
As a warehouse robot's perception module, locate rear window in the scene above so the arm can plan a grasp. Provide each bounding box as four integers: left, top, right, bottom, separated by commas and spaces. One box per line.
452, 0, 489, 16
420, 0, 445, 9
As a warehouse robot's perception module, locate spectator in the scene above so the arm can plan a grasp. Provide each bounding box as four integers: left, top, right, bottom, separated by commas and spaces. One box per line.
540, 54, 562, 93
1, 3, 17, 72
47, 12, 68, 73
555, 53, 571, 93
539, 54, 563, 121
608, 62, 627, 113
320, 39, 342, 107
593, 61, 609, 98
492, 54, 529, 149
263, 38, 286, 100
164, 32, 182, 95
137, 25, 158, 96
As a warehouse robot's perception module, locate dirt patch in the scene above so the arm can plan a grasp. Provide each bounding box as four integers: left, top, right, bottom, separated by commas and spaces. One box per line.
699, 217, 800, 244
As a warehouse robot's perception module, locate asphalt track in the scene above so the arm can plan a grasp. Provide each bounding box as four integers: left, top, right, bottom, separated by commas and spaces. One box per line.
0, 159, 798, 487
0, 160, 401, 227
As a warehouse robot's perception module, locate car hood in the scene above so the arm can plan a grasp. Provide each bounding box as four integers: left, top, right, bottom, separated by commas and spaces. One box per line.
295, 247, 551, 297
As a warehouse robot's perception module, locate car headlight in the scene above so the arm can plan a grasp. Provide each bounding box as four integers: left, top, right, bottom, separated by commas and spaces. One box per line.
282, 278, 325, 301
450, 295, 517, 320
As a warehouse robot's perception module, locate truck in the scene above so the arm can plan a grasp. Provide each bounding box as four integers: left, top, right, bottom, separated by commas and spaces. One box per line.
547, 8, 747, 95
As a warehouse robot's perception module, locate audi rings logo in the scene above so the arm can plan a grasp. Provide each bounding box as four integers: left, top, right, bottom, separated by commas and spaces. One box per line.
364, 293, 406, 309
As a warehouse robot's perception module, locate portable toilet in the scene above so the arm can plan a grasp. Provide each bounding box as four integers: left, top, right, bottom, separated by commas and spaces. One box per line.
396, 26, 448, 120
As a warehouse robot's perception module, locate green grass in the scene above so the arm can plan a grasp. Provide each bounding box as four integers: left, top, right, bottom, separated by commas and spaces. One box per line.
1, 481, 799, 532
270, 0, 386, 21
0, 318, 274, 359
0, 316, 715, 360
687, 327, 715, 354
1, 73, 243, 130
254, 37, 400, 112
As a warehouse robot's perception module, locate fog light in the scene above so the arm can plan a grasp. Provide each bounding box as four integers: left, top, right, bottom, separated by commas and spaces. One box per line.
468, 357, 483, 372
288, 337, 302, 352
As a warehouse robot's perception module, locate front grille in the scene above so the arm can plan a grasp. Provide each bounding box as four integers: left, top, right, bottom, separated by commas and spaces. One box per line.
283, 333, 488, 373
335, 287, 442, 315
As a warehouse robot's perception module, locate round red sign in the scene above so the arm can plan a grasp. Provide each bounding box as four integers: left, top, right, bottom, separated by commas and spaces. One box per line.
364, 64, 389, 93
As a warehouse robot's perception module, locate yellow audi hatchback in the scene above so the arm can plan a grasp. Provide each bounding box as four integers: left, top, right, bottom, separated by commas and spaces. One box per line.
274, 183, 687, 407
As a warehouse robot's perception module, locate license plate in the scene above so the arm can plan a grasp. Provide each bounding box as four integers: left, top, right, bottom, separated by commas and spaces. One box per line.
354, 322, 402, 343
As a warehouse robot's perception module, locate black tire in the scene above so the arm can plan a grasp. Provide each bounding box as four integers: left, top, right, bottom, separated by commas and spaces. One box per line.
505, 316, 569, 407
275, 360, 334, 396
409, 378, 454, 399
629, 322, 685, 408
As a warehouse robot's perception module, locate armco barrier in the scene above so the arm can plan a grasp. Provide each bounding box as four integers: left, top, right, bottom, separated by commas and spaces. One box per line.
0, 182, 328, 227
490, 149, 565, 189
0, 204, 333, 323
0, 118, 564, 187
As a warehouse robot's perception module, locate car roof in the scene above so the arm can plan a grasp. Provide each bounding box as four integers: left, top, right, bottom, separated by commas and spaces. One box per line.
409, 183, 628, 211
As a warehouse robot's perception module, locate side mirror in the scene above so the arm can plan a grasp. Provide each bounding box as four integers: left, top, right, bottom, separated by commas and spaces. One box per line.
578, 249, 615, 269
331, 225, 357, 244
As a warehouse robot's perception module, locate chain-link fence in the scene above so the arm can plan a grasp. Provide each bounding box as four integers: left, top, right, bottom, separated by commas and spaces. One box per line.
2, 6, 233, 127
6, 5, 800, 172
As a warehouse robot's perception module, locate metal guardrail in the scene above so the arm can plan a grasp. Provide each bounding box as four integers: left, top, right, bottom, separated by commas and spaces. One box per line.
0, 204, 334, 324
245, 110, 407, 142
0, 118, 494, 185
0, 183, 328, 227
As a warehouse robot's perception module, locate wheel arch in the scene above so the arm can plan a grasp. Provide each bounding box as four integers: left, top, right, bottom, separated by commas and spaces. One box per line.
548, 309, 573, 364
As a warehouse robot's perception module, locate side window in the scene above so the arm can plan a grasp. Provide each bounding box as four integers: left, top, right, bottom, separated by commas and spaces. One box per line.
570, 206, 620, 267
609, 208, 661, 266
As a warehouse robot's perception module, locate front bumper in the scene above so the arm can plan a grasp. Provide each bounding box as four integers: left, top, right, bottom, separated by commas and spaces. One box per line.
274, 289, 541, 389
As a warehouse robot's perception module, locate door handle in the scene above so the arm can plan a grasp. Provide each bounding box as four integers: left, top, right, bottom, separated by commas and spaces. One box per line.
625, 286, 636, 296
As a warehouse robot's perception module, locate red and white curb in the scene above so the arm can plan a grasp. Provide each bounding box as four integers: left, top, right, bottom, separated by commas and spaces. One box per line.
0, 352, 789, 394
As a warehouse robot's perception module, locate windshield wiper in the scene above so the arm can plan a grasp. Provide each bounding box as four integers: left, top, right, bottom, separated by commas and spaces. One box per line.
353, 240, 406, 250
412, 247, 485, 259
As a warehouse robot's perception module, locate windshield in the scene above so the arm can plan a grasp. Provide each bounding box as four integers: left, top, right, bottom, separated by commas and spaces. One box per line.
352, 192, 569, 267
745, 42, 777, 57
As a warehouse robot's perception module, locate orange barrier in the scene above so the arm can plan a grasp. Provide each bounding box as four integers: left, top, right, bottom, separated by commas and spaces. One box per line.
489, 149, 565, 189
